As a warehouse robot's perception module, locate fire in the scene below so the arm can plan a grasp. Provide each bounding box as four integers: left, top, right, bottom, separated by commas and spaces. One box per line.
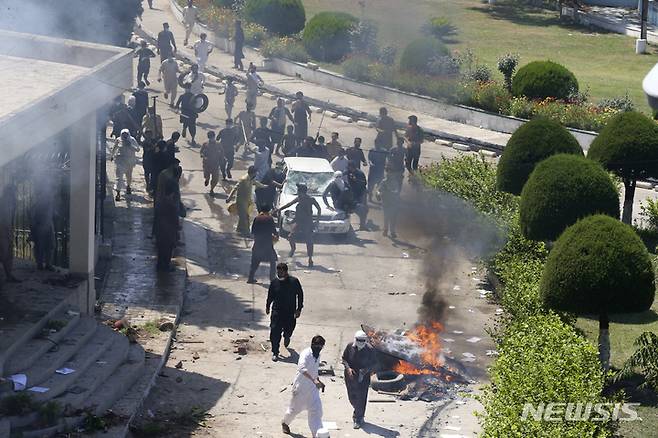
393, 321, 445, 375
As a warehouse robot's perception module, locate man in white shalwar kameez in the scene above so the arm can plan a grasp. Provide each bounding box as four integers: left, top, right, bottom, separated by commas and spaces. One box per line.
282, 335, 326, 437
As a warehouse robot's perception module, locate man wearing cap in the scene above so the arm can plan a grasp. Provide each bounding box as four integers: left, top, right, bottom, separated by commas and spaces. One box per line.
282, 335, 326, 437
276, 184, 321, 267
342, 330, 378, 429
112, 129, 141, 201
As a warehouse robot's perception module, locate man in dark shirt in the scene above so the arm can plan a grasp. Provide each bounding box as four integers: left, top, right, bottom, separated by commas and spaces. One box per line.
175, 88, 198, 146
346, 138, 367, 169
375, 107, 396, 150
313, 136, 329, 160
248, 205, 279, 284
218, 118, 240, 179
295, 136, 317, 158
405, 115, 424, 172
342, 330, 378, 429
346, 161, 369, 230
132, 81, 149, 131
165, 131, 181, 160
367, 145, 387, 202
157, 22, 177, 63
388, 136, 406, 190
266, 262, 304, 361
135, 40, 156, 85
256, 161, 285, 210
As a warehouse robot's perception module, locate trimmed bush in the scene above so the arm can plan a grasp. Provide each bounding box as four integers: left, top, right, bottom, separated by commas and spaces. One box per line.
342, 55, 372, 82
243, 0, 305, 36
479, 314, 609, 437
512, 60, 578, 100
400, 37, 449, 74
303, 12, 358, 62
519, 154, 619, 241
423, 16, 456, 40
540, 215, 655, 315
496, 118, 582, 195
587, 111, 658, 224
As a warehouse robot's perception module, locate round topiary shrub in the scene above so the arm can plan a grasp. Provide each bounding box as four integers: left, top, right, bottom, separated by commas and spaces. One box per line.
303, 11, 358, 62
496, 118, 582, 195
512, 60, 578, 100
519, 154, 619, 241
587, 111, 658, 224
540, 214, 655, 314
243, 0, 306, 36
400, 37, 449, 74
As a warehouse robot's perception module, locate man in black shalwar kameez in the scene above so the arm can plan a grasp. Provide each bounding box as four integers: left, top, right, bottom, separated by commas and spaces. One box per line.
342, 330, 378, 429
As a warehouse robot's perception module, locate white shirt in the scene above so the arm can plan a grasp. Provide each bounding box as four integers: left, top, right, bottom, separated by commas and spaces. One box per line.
246, 71, 262, 92
254, 147, 271, 180
188, 72, 205, 95
183, 5, 198, 25
331, 156, 349, 173
160, 59, 179, 81
194, 40, 212, 62
293, 347, 320, 388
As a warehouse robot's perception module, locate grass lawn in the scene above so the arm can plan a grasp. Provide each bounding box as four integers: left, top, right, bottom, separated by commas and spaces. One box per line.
576, 300, 658, 436
302, 0, 658, 112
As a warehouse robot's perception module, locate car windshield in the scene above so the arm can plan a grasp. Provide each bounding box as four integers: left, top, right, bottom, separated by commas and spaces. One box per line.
284, 170, 334, 196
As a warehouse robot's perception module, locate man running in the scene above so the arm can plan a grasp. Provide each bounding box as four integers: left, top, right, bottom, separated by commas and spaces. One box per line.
200, 131, 223, 195
291, 91, 312, 147
156, 22, 177, 63
277, 184, 321, 267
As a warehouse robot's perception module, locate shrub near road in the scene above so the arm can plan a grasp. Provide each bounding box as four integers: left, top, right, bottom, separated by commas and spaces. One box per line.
496, 118, 582, 195
512, 60, 579, 100
243, 0, 306, 36
302, 11, 358, 62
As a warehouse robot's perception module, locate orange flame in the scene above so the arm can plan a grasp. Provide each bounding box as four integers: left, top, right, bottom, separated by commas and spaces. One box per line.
392, 321, 445, 375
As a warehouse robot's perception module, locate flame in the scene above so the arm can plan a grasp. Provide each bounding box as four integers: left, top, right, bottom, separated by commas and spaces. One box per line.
392, 321, 445, 375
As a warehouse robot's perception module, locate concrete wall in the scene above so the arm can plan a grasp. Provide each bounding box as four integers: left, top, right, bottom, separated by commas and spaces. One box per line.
583, 0, 638, 8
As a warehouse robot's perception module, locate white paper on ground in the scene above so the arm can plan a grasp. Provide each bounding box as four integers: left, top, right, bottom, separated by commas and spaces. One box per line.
466, 337, 481, 343
462, 357, 476, 362
462, 352, 476, 358
452, 285, 460, 291
322, 421, 338, 430
55, 367, 75, 375
28, 386, 49, 393
443, 425, 462, 431
452, 330, 463, 334
9, 374, 27, 391
442, 338, 455, 343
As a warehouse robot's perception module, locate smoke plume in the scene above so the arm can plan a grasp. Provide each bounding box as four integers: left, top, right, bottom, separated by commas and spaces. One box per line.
398, 186, 505, 323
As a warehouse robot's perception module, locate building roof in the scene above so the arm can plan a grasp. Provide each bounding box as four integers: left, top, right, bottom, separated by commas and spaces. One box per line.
0, 30, 133, 167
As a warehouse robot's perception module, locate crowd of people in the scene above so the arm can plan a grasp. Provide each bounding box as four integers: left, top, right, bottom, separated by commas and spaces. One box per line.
106, 6, 431, 436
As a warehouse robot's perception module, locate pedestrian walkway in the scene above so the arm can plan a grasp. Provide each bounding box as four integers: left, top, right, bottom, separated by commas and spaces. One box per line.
138, 0, 510, 149
566, 4, 658, 44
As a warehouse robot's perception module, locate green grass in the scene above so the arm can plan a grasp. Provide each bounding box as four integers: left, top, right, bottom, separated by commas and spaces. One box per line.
302, 0, 657, 112
576, 300, 658, 437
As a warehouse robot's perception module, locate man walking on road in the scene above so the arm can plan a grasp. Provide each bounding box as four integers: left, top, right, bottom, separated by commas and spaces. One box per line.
375, 107, 396, 150
112, 129, 140, 201
245, 64, 264, 109
233, 20, 245, 71
378, 165, 401, 238
135, 40, 156, 86
292, 91, 312, 148
200, 131, 223, 195
248, 205, 279, 284
224, 76, 238, 118
175, 88, 198, 146
193, 33, 213, 72
159, 56, 180, 106
346, 161, 369, 230
282, 335, 326, 437
277, 184, 320, 267
342, 330, 378, 429
218, 118, 239, 179
267, 263, 304, 360
182, 0, 198, 46
405, 115, 423, 172
269, 98, 293, 154
157, 22, 177, 64
226, 165, 267, 235
346, 137, 367, 169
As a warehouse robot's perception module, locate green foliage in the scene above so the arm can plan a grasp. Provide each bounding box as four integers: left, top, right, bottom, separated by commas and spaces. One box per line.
615, 331, 658, 392
597, 93, 634, 113
341, 55, 372, 82
463, 65, 492, 83
587, 111, 658, 181
37, 401, 62, 427
399, 37, 449, 74
519, 154, 619, 241
496, 118, 582, 195
303, 11, 358, 62
497, 53, 519, 91
639, 198, 658, 231
261, 36, 309, 62
512, 60, 579, 100
479, 313, 610, 438
349, 20, 379, 58
423, 16, 457, 40
242, 22, 268, 46
540, 215, 655, 315
243, 0, 305, 36
419, 154, 518, 224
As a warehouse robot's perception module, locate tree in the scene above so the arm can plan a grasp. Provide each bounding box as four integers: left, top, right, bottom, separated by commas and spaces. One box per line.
519, 154, 619, 241
0, 0, 143, 46
244, 0, 306, 36
496, 118, 582, 195
587, 111, 658, 224
540, 214, 655, 370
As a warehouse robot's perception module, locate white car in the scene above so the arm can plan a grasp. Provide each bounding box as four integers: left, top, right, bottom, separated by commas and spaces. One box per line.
277, 157, 351, 235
